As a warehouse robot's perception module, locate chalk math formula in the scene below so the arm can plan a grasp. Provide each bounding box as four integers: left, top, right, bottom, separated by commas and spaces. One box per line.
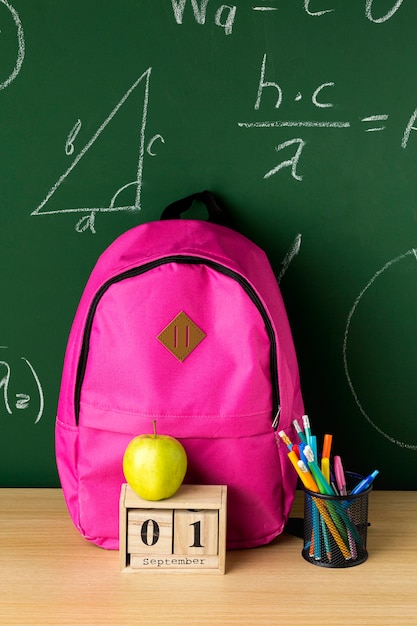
171, 0, 407, 34
238, 53, 417, 182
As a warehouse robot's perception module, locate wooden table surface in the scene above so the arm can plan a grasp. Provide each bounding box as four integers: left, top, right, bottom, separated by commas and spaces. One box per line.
1, 488, 416, 625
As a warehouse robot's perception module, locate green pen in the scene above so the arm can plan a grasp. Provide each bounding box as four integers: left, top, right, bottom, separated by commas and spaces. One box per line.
292, 419, 307, 445
304, 445, 334, 495
304, 446, 351, 548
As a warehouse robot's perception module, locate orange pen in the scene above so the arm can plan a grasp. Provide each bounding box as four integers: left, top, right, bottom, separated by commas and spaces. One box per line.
321, 434, 332, 483
322, 434, 333, 460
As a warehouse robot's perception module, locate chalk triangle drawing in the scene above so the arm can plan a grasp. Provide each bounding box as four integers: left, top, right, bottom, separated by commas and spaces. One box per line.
31, 67, 152, 233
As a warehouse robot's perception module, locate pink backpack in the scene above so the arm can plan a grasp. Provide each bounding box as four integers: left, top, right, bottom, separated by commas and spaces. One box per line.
56, 191, 304, 549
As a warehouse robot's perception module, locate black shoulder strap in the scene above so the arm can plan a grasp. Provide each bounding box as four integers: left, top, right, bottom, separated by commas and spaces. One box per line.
160, 190, 230, 227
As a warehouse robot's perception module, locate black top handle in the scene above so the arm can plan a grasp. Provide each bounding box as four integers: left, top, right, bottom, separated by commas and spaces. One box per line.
160, 190, 230, 226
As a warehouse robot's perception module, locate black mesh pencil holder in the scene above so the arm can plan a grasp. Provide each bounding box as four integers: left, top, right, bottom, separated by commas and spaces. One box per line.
302, 472, 371, 568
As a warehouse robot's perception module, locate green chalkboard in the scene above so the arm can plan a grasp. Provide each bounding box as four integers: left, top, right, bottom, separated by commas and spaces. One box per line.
1, 1, 416, 489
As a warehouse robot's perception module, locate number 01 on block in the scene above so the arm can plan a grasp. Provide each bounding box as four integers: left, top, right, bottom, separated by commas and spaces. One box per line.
119, 483, 227, 573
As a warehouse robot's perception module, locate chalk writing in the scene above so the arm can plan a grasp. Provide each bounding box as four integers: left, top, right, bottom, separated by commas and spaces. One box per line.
264, 138, 305, 182
401, 108, 417, 149
365, 0, 404, 23
343, 250, 417, 451
65, 119, 82, 156
361, 114, 388, 132
0, 0, 24, 90
147, 134, 165, 156
303, 0, 334, 17
251, 54, 342, 119
255, 1, 405, 22
252, 5, 278, 12
31, 67, 160, 233
171, 0, 236, 34
239, 53, 417, 181
171, 0, 406, 28
0, 347, 44, 424
277, 233, 302, 284
240, 120, 350, 129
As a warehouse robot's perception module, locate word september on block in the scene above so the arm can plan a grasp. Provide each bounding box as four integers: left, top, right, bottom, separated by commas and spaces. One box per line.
119, 483, 227, 573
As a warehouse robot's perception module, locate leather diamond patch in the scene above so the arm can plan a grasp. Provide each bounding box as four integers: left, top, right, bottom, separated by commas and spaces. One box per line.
157, 312, 206, 362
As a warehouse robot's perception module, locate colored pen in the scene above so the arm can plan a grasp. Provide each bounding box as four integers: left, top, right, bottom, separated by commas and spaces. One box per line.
297, 459, 319, 492
287, 451, 314, 489
330, 481, 339, 497
321, 456, 330, 484
334, 455, 347, 496
278, 430, 293, 450
312, 500, 322, 560
320, 515, 332, 561
308, 461, 331, 496
302, 415, 312, 447
333, 456, 359, 556
288, 451, 318, 491
350, 470, 379, 495
299, 443, 308, 467
310, 495, 351, 560
303, 445, 353, 548
320, 434, 332, 483
292, 419, 307, 445
330, 464, 339, 495
297, 457, 321, 560
304, 445, 334, 496
322, 434, 333, 460
310, 435, 318, 461
295, 456, 351, 560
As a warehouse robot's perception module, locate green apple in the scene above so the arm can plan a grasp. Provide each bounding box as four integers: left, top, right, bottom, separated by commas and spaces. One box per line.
122, 420, 187, 500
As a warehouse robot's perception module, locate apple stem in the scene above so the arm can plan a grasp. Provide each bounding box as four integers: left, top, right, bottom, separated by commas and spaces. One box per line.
152, 420, 157, 438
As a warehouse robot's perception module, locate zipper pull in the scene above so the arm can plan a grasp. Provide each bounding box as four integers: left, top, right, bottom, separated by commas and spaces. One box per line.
272, 406, 281, 429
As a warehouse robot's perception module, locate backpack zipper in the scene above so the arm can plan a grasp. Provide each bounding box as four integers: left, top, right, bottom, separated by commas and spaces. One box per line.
74, 255, 280, 426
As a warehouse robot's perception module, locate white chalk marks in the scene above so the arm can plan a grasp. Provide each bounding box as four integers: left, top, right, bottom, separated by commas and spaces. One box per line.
0, 347, 44, 424
264, 138, 305, 181
172, 1, 406, 26
32, 67, 162, 233
365, 0, 404, 24
277, 233, 302, 283
343, 249, 417, 450
65, 119, 82, 156
239, 51, 417, 183
0, 0, 25, 90
239, 54, 352, 181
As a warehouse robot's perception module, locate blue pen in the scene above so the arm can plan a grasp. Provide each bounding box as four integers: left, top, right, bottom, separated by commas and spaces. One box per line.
299, 443, 308, 467
350, 470, 379, 495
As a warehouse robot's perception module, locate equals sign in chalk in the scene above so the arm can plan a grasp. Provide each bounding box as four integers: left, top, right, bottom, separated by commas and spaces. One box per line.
361, 114, 388, 132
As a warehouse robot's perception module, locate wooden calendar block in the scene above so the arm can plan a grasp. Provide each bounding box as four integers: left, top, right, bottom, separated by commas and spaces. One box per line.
127, 508, 173, 554
120, 483, 227, 574
173, 509, 218, 555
